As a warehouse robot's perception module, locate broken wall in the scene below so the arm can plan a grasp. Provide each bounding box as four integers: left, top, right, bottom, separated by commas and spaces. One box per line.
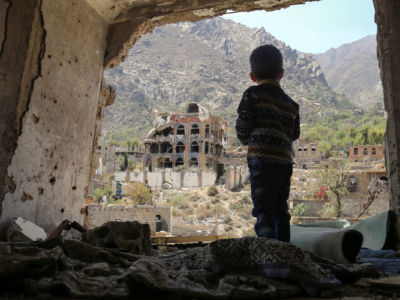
374, 0, 400, 244
84, 204, 172, 233
225, 166, 247, 190
201, 172, 217, 187
1, 0, 107, 231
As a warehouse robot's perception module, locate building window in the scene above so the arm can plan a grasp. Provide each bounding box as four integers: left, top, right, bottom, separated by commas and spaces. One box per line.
303, 148, 307, 152
205, 142, 209, 154
191, 141, 199, 153
187, 103, 199, 113
347, 175, 358, 193
216, 145, 222, 156
191, 124, 200, 135
354, 148, 358, 155
161, 142, 172, 153
363, 148, 368, 155
146, 160, 152, 172
150, 144, 159, 154
176, 142, 185, 153
158, 160, 164, 168
312, 147, 316, 152
298, 148, 302, 152
177, 125, 185, 135
162, 127, 173, 136
156, 215, 162, 232
189, 157, 198, 168
164, 158, 172, 168
372, 148, 376, 155
175, 158, 184, 167
205, 125, 210, 138
210, 143, 214, 154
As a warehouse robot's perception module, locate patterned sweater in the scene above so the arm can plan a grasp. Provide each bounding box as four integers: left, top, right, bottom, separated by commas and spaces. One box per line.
235, 82, 300, 164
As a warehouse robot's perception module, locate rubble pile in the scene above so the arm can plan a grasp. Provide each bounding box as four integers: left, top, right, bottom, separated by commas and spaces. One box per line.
0, 218, 384, 299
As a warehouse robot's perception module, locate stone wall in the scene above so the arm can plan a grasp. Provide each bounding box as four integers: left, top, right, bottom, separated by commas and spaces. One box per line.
225, 166, 247, 190
183, 172, 199, 188
147, 172, 163, 187
165, 172, 181, 188
374, 1, 400, 244
292, 195, 389, 218
115, 170, 216, 189
84, 204, 172, 233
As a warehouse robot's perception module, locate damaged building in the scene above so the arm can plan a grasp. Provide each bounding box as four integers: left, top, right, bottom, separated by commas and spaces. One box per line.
0, 0, 400, 299
144, 102, 227, 173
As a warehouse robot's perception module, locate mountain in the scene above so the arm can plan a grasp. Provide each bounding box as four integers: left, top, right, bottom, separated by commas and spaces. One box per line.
314, 35, 383, 108
103, 18, 354, 140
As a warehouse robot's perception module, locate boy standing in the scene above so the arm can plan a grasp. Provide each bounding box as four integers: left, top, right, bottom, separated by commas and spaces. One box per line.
235, 45, 300, 242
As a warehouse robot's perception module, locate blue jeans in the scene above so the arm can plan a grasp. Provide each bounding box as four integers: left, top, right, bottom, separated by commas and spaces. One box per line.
248, 159, 292, 242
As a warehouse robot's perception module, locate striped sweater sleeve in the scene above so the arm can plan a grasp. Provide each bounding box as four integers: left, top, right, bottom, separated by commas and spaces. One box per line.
235, 90, 254, 145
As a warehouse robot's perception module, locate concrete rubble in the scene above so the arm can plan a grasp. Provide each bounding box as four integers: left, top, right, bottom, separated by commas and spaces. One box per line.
0, 218, 389, 299
6, 217, 47, 242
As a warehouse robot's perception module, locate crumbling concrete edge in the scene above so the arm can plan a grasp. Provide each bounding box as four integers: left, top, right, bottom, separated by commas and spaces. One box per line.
0, 0, 10, 57
104, 0, 317, 69
1, 0, 47, 215
17, 0, 46, 135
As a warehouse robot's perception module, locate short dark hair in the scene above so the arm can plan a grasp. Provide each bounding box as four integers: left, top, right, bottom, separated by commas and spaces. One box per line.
250, 45, 283, 80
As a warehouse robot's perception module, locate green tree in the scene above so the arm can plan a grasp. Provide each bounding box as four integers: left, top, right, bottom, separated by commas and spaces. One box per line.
92, 185, 113, 201
109, 139, 121, 147
124, 138, 141, 150
313, 161, 349, 217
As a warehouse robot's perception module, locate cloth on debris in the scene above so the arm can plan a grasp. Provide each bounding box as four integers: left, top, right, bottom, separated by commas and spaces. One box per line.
358, 249, 400, 276
0, 236, 378, 299
290, 210, 395, 264
290, 226, 363, 264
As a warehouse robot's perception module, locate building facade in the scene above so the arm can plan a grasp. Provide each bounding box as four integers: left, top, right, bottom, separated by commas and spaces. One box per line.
143, 103, 227, 172
349, 145, 384, 162
293, 143, 322, 169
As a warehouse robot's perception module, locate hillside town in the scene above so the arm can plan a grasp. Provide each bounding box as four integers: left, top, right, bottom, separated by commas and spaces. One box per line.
87, 102, 388, 238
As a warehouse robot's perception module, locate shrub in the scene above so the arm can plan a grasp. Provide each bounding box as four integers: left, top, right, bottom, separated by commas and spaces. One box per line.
171, 192, 185, 208
125, 182, 152, 205
230, 196, 252, 217
292, 203, 309, 216
224, 216, 233, 224
92, 186, 113, 202
175, 165, 185, 172
207, 186, 219, 196
211, 197, 220, 204
320, 202, 341, 218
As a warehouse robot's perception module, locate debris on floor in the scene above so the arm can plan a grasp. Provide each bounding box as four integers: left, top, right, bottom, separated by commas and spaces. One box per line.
0, 217, 398, 299
6, 217, 47, 242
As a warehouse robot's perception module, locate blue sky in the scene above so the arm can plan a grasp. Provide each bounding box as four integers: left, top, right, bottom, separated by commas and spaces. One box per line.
223, 0, 376, 53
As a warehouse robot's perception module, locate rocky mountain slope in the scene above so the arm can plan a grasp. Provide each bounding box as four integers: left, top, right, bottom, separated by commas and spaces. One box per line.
103, 18, 353, 139
314, 35, 383, 108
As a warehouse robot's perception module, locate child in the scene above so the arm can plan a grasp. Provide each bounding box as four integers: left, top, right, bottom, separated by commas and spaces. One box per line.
235, 45, 300, 242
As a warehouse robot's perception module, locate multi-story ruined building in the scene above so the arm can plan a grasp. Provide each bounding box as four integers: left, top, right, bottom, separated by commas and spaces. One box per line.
143, 103, 227, 172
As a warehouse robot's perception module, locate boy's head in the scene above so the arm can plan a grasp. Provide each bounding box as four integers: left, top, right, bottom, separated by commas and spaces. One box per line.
250, 45, 283, 82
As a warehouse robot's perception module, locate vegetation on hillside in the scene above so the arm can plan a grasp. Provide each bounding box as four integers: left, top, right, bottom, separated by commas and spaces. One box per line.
301, 105, 386, 156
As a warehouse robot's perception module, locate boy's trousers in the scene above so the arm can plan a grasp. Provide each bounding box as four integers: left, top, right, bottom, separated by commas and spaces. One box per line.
248, 159, 292, 242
